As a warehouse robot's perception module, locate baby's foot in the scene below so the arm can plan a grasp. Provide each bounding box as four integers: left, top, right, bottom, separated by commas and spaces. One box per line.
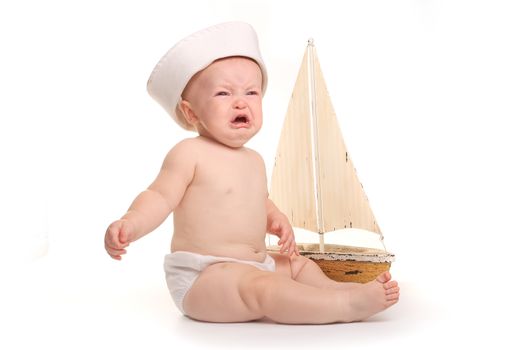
345, 271, 400, 322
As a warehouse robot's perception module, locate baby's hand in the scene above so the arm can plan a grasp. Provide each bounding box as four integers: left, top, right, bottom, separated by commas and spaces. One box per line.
104, 219, 134, 260
268, 213, 300, 257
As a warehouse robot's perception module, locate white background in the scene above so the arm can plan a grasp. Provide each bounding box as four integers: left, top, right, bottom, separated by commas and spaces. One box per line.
1, 0, 524, 349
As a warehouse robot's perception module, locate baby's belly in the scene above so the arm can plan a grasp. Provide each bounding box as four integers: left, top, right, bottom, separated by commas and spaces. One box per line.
170, 212, 268, 262
171, 236, 268, 263
170, 185, 269, 262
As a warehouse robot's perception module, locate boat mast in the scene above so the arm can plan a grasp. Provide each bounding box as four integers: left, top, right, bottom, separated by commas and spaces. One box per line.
307, 39, 325, 253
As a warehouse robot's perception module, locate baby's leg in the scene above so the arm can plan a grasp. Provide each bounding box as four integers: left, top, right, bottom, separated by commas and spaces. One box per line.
183, 262, 349, 324
272, 253, 399, 295
183, 262, 395, 324
270, 253, 355, 289
270, 253, 399, 318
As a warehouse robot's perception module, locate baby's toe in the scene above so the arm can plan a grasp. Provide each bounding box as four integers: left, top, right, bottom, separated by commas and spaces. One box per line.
375, 271, 391, 283
386, 292, 400, 301
385, 286, 400, 295
384, 280, 398, 289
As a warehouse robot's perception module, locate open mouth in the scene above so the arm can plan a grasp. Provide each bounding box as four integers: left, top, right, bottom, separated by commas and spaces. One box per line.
231, 115, 250, 127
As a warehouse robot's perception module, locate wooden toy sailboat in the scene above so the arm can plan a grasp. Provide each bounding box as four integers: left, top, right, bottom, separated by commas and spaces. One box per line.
268, 40, 395, 283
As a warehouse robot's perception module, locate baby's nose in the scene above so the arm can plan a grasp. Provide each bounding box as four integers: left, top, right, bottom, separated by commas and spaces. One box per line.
233, 96, 247, 108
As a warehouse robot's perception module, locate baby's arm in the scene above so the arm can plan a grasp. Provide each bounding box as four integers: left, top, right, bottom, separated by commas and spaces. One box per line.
266, 198, 299, 256
104, 140, 196, 260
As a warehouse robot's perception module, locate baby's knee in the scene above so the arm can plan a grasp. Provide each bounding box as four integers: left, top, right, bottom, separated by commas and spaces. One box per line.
289, 254, 311, 279
273, 252, 310, 277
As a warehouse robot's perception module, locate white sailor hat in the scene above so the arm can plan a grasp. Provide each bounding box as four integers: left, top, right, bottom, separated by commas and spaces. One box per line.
147, 21, 268, 130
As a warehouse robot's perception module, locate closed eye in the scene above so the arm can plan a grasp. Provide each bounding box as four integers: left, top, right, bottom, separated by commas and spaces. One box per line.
247, 90, 259, 96
215, 91, 230, 96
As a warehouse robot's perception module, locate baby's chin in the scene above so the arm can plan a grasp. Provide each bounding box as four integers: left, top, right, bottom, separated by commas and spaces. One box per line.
221, 136, 253, 149
217, 131, 259, 148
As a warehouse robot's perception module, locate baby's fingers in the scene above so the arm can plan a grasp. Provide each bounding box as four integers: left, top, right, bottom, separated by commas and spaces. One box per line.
105, 245, 127, 260
109, 253, 122, 261
280, 236, 294, 254
106, 222, 129, 248
105, 227, 120, 247
287, 239, 298, 256
288, 240, 299, 256
283, 234, 299, 256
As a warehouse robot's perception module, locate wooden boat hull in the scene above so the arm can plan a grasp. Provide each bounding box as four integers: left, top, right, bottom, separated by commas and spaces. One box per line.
269, 243, 394, 283
311, 258, 391, 283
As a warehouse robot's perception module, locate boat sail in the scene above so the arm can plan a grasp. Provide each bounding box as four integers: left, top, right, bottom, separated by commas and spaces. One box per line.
268, 40, 394, 283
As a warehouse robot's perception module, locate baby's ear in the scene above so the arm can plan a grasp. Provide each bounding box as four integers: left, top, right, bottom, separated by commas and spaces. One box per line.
178, 100, 199, 126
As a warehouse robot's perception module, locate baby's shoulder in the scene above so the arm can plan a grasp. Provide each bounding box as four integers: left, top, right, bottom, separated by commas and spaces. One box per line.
243, 147, 266, 166
171, 137, 202, 151
163, 137, 201, 165
243, 146, 261, 158
171, 137, 212, 152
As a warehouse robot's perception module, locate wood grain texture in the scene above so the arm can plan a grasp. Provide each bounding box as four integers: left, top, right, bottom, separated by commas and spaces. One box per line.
269, 49, 318, 232
313, 260, 391, 283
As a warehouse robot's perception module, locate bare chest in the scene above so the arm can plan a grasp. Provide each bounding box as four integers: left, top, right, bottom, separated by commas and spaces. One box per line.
190, 148, 267, 203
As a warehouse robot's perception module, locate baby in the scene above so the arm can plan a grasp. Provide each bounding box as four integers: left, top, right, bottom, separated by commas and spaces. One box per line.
104, 22, 399, 324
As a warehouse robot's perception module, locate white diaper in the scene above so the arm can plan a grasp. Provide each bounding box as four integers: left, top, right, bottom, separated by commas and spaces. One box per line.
164, 251, 276, 315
